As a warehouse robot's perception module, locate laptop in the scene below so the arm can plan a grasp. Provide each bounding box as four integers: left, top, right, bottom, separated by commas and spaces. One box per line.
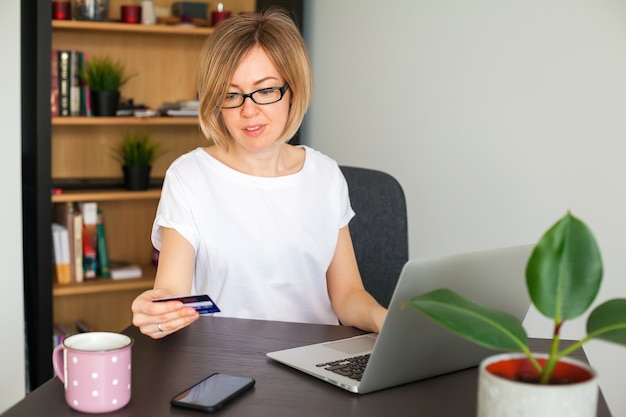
266, 244, 534, 394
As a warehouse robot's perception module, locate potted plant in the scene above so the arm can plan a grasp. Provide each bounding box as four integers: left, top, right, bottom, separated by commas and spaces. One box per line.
112, 131, 163, 191
81, 55, 134, 116
409, 212, 626, 417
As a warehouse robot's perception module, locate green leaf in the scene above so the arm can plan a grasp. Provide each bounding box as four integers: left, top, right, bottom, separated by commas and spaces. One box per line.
81, 55, 135, 92
409, 289, 528, 351
525, 213, 603, 321
587, 299, 626, 345
111, 131, 164, 167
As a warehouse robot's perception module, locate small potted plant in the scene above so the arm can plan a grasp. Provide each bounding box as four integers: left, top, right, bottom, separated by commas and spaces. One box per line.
112, 131, 163, 191
81, 55, 134, 116
409, 212, 626, 417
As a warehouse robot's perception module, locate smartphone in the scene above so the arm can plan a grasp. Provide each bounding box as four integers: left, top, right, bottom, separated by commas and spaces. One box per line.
171, 373, 255, 413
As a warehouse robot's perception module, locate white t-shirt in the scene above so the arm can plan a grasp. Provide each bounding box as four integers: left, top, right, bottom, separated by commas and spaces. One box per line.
152, 145, 354, 325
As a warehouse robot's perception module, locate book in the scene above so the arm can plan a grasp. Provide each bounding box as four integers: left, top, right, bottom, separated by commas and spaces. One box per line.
51, 223, 71, 284
53, 322, 75, 347
80, 202, 98, 280
80, 51, 91, 116
72, 210, 84, 282
58, 50, 71, 117
53, 202, 84, 283
96, 210, 111, 278
52, 203, 73, 282
110, 260, 142, 280
50, 49, 59, 117
70, 50, 81, 116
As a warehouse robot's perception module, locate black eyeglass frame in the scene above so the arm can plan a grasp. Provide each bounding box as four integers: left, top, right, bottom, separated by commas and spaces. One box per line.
220, 83, 290, 109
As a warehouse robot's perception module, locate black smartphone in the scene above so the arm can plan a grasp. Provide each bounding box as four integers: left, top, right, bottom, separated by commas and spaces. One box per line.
171, 373, 255, 413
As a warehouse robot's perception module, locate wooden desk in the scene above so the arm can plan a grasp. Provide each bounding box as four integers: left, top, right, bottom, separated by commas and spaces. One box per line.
3, 317, 612, 416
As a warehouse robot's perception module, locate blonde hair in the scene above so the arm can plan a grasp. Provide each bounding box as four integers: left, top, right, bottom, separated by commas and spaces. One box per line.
197, 9, 312, 148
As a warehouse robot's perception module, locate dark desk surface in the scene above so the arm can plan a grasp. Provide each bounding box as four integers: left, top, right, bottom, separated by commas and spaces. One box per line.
4, 317, 612, 417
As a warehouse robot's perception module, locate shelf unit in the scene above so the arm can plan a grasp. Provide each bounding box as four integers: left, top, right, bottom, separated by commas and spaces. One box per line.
49, 17, 215, 334
49, 0, 255, 333
23, 0, 301, 390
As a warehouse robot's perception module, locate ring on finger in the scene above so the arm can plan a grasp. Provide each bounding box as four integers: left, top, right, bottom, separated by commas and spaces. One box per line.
157, 322, 164, 332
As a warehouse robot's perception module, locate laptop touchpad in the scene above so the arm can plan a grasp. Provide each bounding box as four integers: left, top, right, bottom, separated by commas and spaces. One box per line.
324, 335, 377, 355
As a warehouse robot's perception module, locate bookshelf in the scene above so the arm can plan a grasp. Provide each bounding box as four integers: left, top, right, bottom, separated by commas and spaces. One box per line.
49, 0, 256, 333
23, 0, 302, 390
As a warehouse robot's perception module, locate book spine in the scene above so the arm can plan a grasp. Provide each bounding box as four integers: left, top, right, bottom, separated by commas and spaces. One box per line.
58, 50, 70, 117
70, 50, 81, 117
51, 223, 71, 284
53, 322, 75, 347
96, 210, 111, 278
83, 51, 92, 117
73, 210, 84, 283
50, 49, 59, 117
53, 202, 75, 283
80, 202, 98, 280
77, 51, 89, 116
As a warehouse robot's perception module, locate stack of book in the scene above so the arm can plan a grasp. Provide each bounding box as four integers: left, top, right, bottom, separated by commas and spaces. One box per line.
52, 202, 142, 284
159, 100, 199, 117
51, 49, 91, 117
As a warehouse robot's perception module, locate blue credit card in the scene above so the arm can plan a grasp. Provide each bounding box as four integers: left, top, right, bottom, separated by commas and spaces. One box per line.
153, 294, 220, 315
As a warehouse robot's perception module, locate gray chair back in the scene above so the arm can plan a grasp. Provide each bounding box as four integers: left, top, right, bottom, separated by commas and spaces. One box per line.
340, 166, 409, 308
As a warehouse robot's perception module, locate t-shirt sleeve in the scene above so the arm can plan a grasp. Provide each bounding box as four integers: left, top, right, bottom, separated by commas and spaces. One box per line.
336, 166, 355, 229
151, 168, 200, 253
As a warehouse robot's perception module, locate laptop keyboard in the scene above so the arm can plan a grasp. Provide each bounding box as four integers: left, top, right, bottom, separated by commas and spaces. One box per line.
316, 354, 370, 381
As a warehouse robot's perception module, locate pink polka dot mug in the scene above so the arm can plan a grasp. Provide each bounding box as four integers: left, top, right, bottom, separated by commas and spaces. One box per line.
52, 332, 133, 413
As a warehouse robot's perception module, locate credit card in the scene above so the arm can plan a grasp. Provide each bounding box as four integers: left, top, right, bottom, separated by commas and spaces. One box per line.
152, 294, 220, 315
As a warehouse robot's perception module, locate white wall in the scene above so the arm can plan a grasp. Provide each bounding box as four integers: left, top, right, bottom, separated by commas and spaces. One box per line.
304, 1, 626, 415
0, 1, 26, 413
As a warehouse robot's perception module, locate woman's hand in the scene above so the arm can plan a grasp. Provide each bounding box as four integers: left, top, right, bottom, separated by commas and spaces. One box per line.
131, 288, 200, 339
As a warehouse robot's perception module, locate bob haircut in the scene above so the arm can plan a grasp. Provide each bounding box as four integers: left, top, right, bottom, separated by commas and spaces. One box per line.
197, 9, 312, 148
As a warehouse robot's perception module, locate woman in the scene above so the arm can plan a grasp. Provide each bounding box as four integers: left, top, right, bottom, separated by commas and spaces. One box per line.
131, 9, 386, 339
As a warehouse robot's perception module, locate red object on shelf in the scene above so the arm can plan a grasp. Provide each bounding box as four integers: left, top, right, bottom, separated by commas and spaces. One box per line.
211, 2, 231, 26
52, 1, 71, 20
121, 5, 142, 24
211, 10, 231, 26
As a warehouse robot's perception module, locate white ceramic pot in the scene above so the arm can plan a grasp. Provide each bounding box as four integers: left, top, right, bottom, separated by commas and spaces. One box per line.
477, 352, 598, 417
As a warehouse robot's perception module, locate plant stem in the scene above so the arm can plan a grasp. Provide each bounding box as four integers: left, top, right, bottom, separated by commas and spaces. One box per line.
520, 344, 544, 373
540, 320, 563, 384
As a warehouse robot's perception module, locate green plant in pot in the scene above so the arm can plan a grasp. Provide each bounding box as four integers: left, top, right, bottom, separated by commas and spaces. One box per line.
81, 55, 134, 117
409, 212, 626, 417
112, 131, 163, 191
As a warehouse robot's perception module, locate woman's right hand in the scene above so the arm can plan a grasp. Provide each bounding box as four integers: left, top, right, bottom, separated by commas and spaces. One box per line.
131, 288, 200, 339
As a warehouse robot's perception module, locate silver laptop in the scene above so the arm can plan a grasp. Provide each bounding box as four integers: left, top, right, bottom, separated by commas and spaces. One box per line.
266, 244, 533, 394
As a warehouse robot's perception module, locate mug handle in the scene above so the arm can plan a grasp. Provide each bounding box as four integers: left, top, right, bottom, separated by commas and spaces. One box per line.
52, 344, 66, 384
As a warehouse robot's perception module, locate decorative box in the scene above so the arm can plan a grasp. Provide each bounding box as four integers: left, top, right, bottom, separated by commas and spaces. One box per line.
172, 1, 209, 20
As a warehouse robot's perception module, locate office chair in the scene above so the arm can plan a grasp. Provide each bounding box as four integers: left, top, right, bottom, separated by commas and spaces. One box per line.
340, 166, 409, 308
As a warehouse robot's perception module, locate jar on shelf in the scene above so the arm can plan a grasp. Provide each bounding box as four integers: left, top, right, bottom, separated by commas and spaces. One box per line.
72, 0, 109, 21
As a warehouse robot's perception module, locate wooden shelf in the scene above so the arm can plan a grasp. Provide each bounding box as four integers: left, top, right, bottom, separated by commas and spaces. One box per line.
47, 0, 259, 337
53, 274, 155, 297
52, 19, 215, 36
52, 189, 161, 203
52, 117, 199, 126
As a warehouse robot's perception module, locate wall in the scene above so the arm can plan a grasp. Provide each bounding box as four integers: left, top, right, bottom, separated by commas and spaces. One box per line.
304, 1, 626, 415
0, 1, 26, 413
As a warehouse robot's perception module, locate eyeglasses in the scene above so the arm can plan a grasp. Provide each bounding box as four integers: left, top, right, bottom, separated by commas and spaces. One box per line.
221, 84, 290, 109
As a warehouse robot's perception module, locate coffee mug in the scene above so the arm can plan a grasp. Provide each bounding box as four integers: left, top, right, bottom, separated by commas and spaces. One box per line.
52, 332, 133, 413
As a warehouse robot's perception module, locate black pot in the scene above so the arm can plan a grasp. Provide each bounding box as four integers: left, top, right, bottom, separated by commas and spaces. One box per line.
92, 90, 120, 117
123, 165, 151, 191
